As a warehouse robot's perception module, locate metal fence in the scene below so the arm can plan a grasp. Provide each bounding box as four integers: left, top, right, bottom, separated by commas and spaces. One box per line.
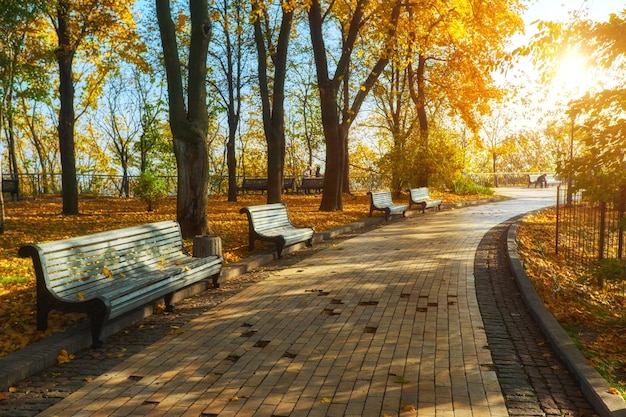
556, 185, 626, 292
556, 186, 626, 263
2, 172, 388, 198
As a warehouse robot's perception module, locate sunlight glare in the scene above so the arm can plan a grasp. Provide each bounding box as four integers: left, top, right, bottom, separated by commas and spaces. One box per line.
554, 48, 594, 99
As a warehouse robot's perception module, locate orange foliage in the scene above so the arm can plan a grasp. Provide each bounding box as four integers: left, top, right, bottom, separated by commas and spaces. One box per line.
0, 190, 488, 359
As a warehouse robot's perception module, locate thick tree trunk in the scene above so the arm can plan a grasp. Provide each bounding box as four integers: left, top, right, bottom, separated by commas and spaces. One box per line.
157, 0, 212, 238
408, 55, 430, 188
318, 86, 343, 211
174, 135, 209, 235
56, 0, 79, 215
251, 3, 292, 204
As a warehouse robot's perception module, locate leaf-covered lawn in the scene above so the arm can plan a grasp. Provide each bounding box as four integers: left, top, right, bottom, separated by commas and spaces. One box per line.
0, 189, 491, 359
517, 208, 626, 399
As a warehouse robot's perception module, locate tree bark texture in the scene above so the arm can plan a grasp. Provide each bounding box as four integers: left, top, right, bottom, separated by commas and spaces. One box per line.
55, 0, 79, 215
157, 0, 212, 238
252, 1, 293, 204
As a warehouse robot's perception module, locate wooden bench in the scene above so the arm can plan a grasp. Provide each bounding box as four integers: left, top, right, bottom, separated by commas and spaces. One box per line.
240, 203, 314, 257
283, 177, 296, 193
299, 177, 324, 194
18, 221, 223, 347
408, 187, 442, 213
238, 177, 268, 194
545, 174, 561, 187
528, 174, 561, 188
238, 177, 296, 194
367, 190, 407, 220
1, 176, 19, 201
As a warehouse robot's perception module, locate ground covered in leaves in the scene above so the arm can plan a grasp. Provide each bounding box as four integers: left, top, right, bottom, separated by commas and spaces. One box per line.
3, 190, 622, 401
517, 208, 626, 398
0, 189, 490, 358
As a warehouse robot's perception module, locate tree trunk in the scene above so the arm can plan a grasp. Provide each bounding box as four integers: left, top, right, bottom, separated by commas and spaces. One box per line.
174, 135, 209, 235
56, 0, 79, 215
157, 0, 212, 238
318, 85, 344, 211
252, 3, 292, 204
309, 0, 400, 211
226, 123, 237, 202
409, 55, 429, 188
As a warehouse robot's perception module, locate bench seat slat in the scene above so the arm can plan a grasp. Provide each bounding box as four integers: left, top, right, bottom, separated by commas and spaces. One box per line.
51, 253, 197, 300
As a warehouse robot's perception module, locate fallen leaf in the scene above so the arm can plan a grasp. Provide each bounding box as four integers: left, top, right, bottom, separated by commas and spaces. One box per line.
102, 265, 113, 279
56, 349, 75, 364
401, 404, 416, 411
8, 387, 17, 393
320, 397, 332, 403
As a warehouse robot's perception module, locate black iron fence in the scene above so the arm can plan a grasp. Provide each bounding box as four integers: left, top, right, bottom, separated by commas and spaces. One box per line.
2, 172, 389, 198
556, 185, 626, 293
556, 186, 626, 263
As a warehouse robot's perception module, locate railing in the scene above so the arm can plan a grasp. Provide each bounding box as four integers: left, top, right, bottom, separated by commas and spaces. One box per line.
2, 172, 388, 198
556, 185, 626, 293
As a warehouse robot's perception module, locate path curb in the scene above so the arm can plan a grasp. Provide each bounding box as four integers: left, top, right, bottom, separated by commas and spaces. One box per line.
507, 218, 626, 417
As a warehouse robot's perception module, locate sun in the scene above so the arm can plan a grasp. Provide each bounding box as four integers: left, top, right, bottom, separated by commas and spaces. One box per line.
553, 47, 594, 99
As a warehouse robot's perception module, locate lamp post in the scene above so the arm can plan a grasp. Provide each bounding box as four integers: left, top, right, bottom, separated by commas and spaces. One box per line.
566, 108, 577, 205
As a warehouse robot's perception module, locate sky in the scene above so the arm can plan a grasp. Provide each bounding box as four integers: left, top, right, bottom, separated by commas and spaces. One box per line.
523, 0, 624, 24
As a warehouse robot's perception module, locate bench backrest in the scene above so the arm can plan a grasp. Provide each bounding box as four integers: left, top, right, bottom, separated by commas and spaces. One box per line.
242, 178, 268, 189
528, 174, 540, 182
283, 177, 295, 188
409, 187, 430, 201
20, 221, 187, 300
1, 179, 18, 194
369, 190, 395, 208
241, 203, 293, 231
301, 177, 324, 188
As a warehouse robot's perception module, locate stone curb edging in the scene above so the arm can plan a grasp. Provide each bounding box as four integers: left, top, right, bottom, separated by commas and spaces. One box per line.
507, 218, 626, 417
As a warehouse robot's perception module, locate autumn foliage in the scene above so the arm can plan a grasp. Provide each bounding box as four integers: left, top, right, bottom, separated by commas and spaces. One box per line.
0, 193, 375, 357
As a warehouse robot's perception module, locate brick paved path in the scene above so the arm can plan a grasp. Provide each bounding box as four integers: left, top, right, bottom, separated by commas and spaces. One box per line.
0, 188, 598, 417
474, 218, 595, 417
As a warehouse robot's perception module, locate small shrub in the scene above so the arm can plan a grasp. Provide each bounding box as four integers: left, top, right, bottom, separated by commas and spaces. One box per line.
133, 171, 168, 212
451, 176, 493, 196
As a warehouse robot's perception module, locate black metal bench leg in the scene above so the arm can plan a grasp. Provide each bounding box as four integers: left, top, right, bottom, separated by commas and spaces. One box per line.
276, 237, 287, 258
211, 273, 220, 289
164, 293, 175, 312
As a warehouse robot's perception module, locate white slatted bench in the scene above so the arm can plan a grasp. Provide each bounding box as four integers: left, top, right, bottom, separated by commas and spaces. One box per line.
408, 187, 442, 212
18, 221, 223, 347
367, 190, 407, 221
240, 203, 314, 258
